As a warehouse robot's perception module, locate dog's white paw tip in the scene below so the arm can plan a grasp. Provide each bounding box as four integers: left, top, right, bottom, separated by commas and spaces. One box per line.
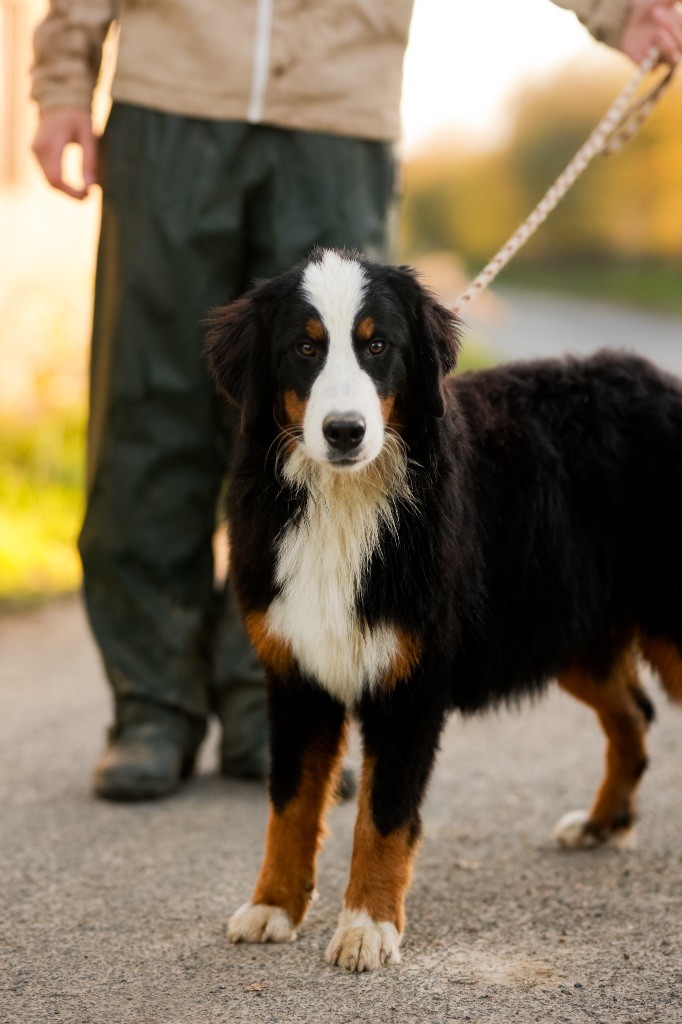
325, 910, 401, 972
553, 809, 596, 848
227, 902, 297, 944
553, 809, 637, 850
609, 825, 637, 850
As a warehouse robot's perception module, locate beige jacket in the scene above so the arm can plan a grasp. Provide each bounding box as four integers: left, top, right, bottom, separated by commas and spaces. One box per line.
31, 0, 633, 142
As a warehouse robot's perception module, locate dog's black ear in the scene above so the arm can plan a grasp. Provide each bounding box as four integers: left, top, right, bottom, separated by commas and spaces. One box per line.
205, 292, 269, 435
414, 288, 461, 418
388, 265, 461, 420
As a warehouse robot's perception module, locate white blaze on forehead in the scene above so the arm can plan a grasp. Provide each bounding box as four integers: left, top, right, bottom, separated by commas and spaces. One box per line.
302, 250, 367, 342
301, 250, 384, 463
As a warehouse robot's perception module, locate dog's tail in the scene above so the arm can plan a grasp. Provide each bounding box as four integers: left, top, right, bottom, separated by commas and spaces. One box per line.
639, 637, 682, 702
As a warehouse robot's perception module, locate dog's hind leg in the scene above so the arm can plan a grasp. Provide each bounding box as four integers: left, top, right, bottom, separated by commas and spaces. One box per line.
228, 675, 347, 944
553, 649, 651, 849
640, 635, 682, 702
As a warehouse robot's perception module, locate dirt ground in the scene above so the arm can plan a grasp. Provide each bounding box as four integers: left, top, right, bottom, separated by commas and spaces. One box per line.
2, 598, 681, 1024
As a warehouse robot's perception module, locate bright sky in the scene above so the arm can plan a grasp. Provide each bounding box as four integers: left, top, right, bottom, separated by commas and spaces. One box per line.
401, 0, 630, 154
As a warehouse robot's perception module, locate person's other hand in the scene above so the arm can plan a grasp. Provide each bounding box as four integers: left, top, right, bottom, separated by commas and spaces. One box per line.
620, 0, 682, 64
32, 107, 98, 200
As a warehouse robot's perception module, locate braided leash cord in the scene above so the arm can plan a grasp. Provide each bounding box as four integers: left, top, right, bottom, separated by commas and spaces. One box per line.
454, 47, 677, 313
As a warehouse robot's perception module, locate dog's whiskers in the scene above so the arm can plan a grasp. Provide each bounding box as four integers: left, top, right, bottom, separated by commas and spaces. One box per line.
270, 421, 303, 482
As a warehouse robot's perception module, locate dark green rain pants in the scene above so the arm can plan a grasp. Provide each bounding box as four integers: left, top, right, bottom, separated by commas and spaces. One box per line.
78, 102, 396, 764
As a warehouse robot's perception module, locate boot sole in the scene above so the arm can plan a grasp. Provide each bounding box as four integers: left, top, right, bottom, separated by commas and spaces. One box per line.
93, 752, 197, 802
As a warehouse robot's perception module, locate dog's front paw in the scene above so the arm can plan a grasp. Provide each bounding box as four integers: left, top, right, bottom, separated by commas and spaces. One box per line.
228, 902, 297, 944
553, 809, 636, 850
325, 909, 401, 972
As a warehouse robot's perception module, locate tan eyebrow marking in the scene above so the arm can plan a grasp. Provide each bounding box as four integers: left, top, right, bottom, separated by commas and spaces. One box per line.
356, 316, 375, 341
305, 317, 325, 341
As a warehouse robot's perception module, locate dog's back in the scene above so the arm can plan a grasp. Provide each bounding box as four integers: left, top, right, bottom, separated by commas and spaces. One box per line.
449, 350, 682, 708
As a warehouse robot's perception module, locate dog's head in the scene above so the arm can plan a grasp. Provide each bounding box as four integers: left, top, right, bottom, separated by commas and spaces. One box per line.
205, 248, 460, 471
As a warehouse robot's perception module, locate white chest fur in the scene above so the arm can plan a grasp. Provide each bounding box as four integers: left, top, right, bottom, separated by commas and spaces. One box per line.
265, 448, 407, 706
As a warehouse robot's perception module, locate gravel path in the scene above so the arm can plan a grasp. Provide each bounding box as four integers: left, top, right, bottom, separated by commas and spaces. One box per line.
2, 598, 681, 1024
2, 291, 681, 1023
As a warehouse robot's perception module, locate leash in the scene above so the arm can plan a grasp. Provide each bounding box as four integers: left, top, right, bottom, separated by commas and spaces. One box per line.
453, 47, 677, 313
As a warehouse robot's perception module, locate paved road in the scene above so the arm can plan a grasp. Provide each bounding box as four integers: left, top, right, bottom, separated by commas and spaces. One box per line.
2, 292, 682, 1023
467, 288, 682, 375
2, 598, 681, 1024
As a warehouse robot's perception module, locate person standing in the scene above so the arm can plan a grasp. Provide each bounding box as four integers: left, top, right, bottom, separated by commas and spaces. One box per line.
30, 0, 682, 802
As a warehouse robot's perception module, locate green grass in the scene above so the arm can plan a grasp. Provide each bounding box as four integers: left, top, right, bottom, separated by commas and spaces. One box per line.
502, 260, 682, 316
457, 336, 497, 372
0, 408, 85, 611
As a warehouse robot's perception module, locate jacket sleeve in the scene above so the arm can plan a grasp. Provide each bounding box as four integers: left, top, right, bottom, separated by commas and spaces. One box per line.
31, 0, 116, 113
552, 0, 633, 48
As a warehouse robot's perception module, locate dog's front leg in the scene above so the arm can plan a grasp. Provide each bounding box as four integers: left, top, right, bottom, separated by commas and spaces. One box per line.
228, 674, 347, 944
326, 687, 446, 972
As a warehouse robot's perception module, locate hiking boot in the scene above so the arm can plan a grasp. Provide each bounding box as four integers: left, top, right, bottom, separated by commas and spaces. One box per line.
93, 700, 206, 801
336, 766, 357, 802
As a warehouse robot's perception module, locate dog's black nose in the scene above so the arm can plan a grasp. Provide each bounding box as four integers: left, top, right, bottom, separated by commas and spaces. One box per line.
323, 415, 366, 454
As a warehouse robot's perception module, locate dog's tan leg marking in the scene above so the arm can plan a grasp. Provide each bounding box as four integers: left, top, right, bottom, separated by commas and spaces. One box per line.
229, 727, 346, 944
326, 756, 418, 971
640, 635, 682, 701
554, 650, 649, 849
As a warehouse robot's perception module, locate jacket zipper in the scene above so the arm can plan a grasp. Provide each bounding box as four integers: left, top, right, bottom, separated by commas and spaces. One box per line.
248, 0, 274, 123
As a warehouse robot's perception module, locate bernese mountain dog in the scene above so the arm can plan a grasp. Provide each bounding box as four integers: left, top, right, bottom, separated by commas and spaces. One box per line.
205, 248, 682, 973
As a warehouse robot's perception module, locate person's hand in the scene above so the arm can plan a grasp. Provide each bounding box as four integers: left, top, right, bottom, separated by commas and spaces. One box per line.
32, 107, 98, 200
620, 0, 682, 64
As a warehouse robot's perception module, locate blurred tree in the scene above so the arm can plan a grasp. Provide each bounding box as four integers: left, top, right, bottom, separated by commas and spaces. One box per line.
400, 63, 682, 270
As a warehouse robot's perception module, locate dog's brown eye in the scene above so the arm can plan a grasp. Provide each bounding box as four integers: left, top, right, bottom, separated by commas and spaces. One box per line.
368, 339, 387, 356
297, 341, 317, 358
